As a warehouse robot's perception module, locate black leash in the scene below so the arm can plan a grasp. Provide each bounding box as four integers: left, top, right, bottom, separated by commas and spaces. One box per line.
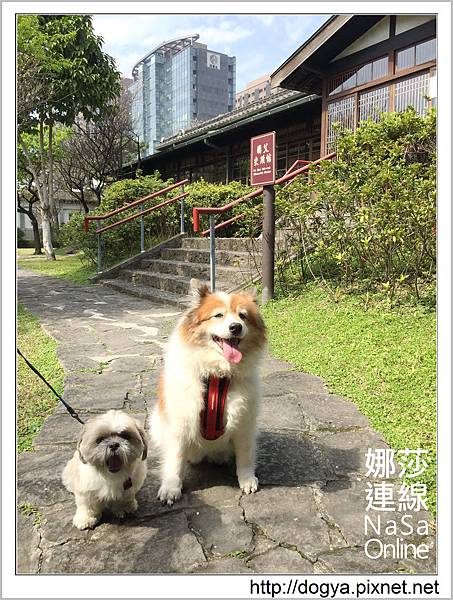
17, 348, 85, 425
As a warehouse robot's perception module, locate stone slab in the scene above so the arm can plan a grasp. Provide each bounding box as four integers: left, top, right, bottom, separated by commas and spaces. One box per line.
296, 392, 371, 431
16, 511, 42, 574
40, 513, 206, 574
248, 546, 315, 573
260, 393, 309, 431
241, 486, 332, 560
17, 449, 74, 508
190, 557, 251, 573
262, 370, 328, 396
256, 430, 334, 484
186, 485, 252, 557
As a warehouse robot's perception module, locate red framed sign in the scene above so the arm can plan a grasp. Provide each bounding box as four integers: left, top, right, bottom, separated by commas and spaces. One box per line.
250, 131, 276, 186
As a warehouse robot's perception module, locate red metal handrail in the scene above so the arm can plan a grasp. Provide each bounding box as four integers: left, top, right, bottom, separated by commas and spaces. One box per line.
193, 153, 335, 236
284, 159, 311, 177
96, 192, 188, 234
83, 179, 189, 233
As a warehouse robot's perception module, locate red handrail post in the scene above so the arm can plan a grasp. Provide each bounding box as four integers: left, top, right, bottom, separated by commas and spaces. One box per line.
193, 207, 200, 233
83, 215, 89, 232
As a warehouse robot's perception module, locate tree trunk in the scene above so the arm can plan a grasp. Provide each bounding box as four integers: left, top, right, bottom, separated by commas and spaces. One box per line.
79, 189, 90, 214
92, 185, 103, 205
17, 192, 43, 255
41, 206, 55, 260
48, 120, 60, 236
29, 211, 42, 255
23, 128, 56, 260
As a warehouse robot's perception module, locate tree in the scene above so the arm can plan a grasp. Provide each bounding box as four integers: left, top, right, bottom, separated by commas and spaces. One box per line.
17, 15, 121, 259
17, 125, 71, 252
56, 92, 137, 212
17, 172, 42, 255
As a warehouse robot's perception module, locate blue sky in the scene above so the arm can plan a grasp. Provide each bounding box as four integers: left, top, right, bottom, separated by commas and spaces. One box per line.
92, 14, 330, 91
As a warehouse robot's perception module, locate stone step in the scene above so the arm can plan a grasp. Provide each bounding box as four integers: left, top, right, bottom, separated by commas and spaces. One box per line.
161, 247, 261, 268
121, 270, 194, 296
139, 258, 246, 284
182, 237, 261, 252
121, 269, 243, 296
100, 279, 191, 309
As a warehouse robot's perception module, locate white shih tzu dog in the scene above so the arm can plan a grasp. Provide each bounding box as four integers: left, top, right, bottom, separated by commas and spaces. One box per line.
62, 410, 148, 530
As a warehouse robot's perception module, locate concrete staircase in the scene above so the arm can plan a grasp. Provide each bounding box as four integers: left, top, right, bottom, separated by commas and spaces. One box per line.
100, 236, 261, 309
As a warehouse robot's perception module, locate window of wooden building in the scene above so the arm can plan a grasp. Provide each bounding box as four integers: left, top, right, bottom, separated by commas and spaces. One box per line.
323, 36, 436, 153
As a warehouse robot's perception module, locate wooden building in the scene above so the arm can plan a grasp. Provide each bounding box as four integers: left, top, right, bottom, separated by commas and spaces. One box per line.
124, 89, 322, 184
271, 14, 436, 155
125, 14, 436, 184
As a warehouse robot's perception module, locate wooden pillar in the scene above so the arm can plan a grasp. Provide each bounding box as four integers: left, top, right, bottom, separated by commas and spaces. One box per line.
320, 78, 328, 156
262, 185, 275, 304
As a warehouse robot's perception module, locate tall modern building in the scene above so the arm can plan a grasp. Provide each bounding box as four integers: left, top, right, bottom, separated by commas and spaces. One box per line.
130, 34, 236, 157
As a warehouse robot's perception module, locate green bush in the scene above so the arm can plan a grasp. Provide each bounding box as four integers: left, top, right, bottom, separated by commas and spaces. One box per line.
60, 172, 179, 267
185, 179, 253, 236
270, 109, 436, 301
60, 174, 253, 267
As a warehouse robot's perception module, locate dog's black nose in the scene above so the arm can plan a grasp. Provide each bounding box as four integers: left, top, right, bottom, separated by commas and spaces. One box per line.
109, 442, 120, 451
229, 322, 242, 335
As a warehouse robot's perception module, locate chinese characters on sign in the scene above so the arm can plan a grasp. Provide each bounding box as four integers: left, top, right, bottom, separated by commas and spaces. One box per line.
363, 448, 431, 561
250, 131, 276, 186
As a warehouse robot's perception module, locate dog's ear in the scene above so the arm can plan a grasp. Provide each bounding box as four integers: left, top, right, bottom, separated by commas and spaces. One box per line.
190, 278, 210, 303
247, 287, 259, 303
135, 422, 148, 461
77, 427, 87, 464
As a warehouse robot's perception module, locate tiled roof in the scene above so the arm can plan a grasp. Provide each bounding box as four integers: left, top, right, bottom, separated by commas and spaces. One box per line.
157, 89, 314, 149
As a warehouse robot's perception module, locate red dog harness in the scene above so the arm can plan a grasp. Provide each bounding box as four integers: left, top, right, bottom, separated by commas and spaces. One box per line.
200, 376, 230, 440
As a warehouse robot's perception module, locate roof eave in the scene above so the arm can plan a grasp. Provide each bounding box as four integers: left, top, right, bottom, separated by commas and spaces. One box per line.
271, 15, 352, 91
156, 93, 319, 153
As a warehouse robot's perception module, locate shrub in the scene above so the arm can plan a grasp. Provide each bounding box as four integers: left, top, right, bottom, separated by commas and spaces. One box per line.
60, 172, 179, 267
185, 179, 253, 236
270, 109, 436, 301
60, 174, 253, 267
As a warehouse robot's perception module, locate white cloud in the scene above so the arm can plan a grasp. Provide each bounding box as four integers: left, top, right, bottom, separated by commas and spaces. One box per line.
282, 14, 327, 46
91, 14, 329, 82
255, 15, 275, 27
235, 53, 267, 91
196, 24, 252, 48
93, 15, 159, 48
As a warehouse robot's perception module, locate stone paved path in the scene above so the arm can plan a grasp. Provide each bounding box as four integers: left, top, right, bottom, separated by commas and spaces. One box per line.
17, 269, 436, 574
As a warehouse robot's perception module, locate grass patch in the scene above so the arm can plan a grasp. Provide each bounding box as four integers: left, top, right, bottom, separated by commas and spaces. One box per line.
17, 304, 64, 452
262, 283, 436, 514
18, 502, 42, 527
17, 248, 96, 284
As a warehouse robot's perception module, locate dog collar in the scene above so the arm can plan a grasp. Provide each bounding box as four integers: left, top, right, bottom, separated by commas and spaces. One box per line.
123, 477, 132, 490
200, 376, 229, 440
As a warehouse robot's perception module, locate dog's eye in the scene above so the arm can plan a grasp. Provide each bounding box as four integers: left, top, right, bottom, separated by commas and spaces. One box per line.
213, 313, 224, 319
96, 437, 105, 445
239, 312, 247, 320
119, 432, 130, 440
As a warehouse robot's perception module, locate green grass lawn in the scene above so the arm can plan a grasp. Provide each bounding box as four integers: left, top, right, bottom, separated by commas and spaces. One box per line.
262, 284, 436, 515
17, 248, 96, 284
17, 304, 64, 452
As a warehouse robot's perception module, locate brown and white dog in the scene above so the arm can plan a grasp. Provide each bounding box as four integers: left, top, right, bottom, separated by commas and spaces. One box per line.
150, 279, 266, 505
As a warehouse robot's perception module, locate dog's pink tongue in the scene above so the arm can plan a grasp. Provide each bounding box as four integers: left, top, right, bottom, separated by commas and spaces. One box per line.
223, 338, 242, 364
